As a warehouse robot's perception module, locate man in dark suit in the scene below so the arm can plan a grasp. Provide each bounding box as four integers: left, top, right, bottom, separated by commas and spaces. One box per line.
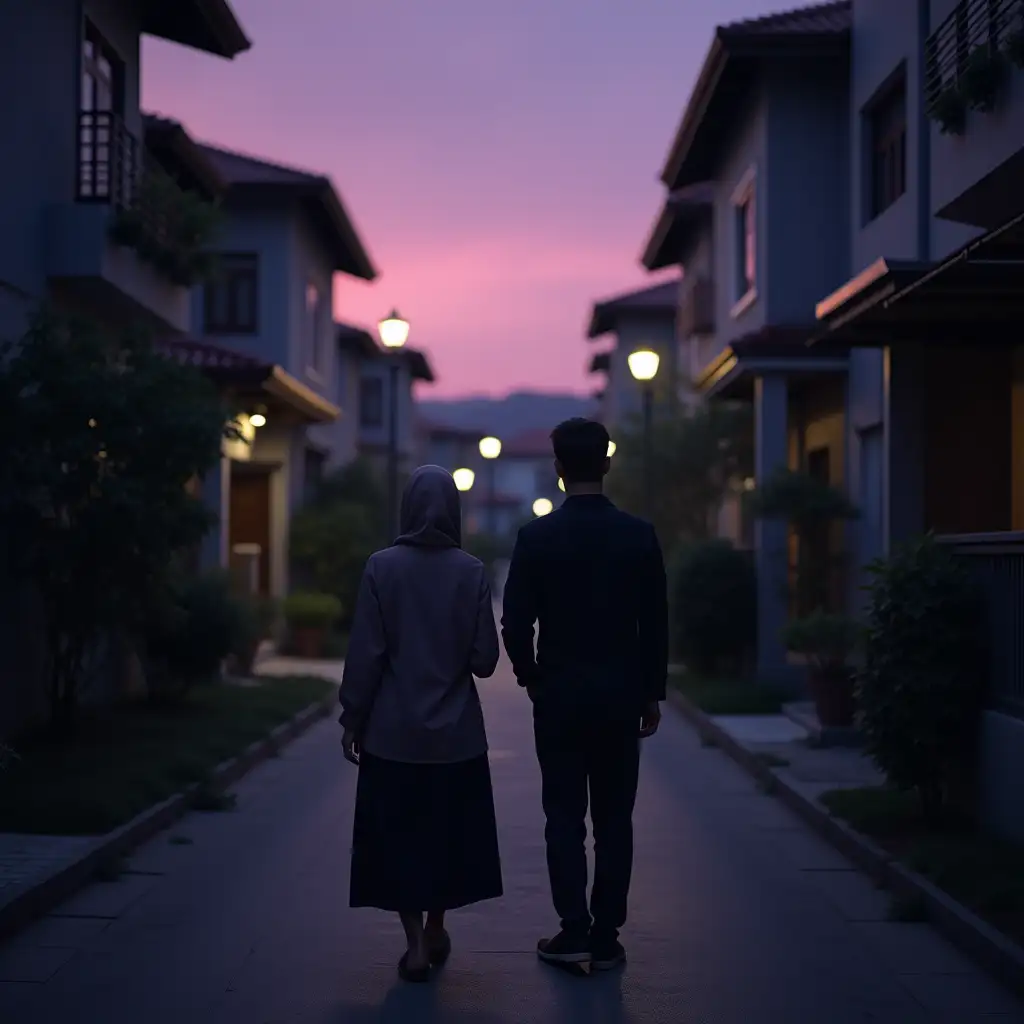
501, 417, 668, 972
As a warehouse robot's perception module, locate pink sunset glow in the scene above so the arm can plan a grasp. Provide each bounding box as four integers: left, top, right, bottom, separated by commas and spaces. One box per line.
143, 0, 793, 397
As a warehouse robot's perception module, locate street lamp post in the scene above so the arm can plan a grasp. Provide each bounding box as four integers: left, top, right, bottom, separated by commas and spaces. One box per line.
378, 309, 410, 541
628, 348, 660, 521
478, 435, 501, 535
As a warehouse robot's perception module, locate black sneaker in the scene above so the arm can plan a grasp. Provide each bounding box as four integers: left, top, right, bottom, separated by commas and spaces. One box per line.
590, 937, 626, 971
537, 930, 591, 964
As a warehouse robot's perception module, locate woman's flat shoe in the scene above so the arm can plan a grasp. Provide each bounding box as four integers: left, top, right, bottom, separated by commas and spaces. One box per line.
428, 929, 452, 966
398, 952, 431, 983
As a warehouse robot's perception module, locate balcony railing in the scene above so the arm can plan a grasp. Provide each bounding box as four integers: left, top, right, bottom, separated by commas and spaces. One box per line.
678, 276, 715, 338
76, 110, 140, 207
925, 0, 1022, 109
938, 531, 1024, 719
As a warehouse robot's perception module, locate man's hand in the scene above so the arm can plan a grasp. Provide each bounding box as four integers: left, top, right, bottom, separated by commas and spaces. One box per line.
639, 701, 662, 739
342, 728, 361, 766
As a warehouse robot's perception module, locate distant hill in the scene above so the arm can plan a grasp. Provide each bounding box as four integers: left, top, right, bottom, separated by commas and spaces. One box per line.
419, 391, 595, 440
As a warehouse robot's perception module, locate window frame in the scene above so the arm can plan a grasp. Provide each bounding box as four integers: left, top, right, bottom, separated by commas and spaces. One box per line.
81, 19, 124, 114
204, 253, 260, 335
359, 375, 384, 429
865, 71, 908, 222
729, 166, 758, 319
305, 281, 325, 377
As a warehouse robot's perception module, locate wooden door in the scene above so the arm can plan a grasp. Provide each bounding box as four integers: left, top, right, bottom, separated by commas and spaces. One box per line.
229, 471, 272, 595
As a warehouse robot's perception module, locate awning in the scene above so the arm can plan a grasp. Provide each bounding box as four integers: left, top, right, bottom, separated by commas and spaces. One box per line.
812, 210, 1024, 348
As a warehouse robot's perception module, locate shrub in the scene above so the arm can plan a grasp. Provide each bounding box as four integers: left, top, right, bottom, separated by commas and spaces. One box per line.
145, 570, 248, 697
781, 611, 860, 672
282, 591, 342, 630
857, 535, 984, 822
670, 539, 756, 675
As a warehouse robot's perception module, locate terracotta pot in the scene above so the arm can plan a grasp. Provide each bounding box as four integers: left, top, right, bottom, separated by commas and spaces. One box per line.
292, 626, 326, 660
807, 665, 856, 728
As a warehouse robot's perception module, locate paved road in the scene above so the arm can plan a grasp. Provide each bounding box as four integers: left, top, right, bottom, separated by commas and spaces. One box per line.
1, 651, 1022, 1022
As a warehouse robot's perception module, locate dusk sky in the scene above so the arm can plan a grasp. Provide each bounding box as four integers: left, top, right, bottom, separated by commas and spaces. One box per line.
144, 0, 793, 398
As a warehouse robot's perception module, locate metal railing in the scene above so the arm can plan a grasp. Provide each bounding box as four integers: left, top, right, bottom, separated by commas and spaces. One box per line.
939, 531, 1024, 719
76, 110, 139, 207
924, 0, 1022, 108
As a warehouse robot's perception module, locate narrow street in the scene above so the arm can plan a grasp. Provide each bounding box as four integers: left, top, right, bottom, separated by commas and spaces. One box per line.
0, 644, 1021, 1023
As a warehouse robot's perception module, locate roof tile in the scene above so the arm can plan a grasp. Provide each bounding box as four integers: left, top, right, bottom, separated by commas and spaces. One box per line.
720, 1, 851, 38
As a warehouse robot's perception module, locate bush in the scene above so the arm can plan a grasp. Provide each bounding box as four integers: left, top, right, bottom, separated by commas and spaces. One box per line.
145, 570, 249, 697
228, 594, 278, 675
857, 535, 984, 822
670, 539, 756, 675
781, 611, 861, 672
282, 591, 342, 630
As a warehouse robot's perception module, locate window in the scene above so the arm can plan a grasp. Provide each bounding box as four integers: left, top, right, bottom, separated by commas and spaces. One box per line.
306, 282, 324, 373
867, 77, 907, 220
730, 169, 757, 313
81, 21, 123, 114
79, 21, 125, 201
204, 254, 259, 334
359, 376, 384, 428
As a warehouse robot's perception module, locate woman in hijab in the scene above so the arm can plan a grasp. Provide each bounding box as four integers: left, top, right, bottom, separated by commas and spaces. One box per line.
339, 465, 503, 983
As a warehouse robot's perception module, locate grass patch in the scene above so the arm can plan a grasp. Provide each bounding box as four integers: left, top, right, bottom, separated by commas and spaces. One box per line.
0, 675, 334, 836
670, 672, 784, 715
822, 786, 1024, 947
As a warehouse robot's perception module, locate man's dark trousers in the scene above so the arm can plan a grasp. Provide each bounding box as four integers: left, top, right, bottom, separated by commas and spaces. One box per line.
532, 695, 640, 942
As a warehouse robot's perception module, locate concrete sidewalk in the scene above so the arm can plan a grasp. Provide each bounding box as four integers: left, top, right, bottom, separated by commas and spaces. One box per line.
0, 652, 1021, 1021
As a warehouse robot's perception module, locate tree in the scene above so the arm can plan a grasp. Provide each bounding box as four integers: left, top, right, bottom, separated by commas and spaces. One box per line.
606, 402, 752, 551
0, 311, 231, 731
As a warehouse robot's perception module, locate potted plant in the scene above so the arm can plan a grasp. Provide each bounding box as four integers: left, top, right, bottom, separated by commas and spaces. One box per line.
959, 44, 1007, 112
781, 610, 861, 728
283, 591, 342, 659
229, 595, 278, 677
929, 84, 968, 135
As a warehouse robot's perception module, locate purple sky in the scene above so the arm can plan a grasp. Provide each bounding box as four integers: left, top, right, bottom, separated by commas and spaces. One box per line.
144, 0, 792, 398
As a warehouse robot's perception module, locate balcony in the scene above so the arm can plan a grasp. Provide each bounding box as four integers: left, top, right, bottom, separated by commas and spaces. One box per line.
678, 275, 715, 338
44, 112, 215, 334
926, 0, 1024, 227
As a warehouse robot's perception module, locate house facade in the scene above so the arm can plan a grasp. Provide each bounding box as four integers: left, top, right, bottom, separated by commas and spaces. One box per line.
184, 143, 378, 599
812, 0, 1024, 841
641, 1, 854, 687
0, 0, 252, 735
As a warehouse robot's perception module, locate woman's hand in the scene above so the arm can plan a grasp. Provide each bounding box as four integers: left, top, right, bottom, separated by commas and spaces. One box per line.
342, 729, 361, 766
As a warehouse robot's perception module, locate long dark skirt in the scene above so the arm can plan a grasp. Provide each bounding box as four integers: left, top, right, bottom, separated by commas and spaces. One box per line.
350, 751, 504, 912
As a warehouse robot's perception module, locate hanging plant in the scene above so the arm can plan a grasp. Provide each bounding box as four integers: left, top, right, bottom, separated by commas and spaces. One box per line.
959, 45, 1008, 112
1006, 26, 1024, 69
928, 84, 967, 135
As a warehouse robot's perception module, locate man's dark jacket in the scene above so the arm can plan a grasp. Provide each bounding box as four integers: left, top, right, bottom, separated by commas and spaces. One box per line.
500, 494, 668, 715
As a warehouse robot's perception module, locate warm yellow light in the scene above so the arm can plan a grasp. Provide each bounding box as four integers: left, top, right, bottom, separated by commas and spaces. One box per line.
249, 412, 267, 428
453, 467, 475, 492
558, 478, 565, 492
607, 440, 616, 457
378, 309, 410, 349
628, 348, 660, 382
479, 436, 501, 460
533, 497, 553, 517
743, 476, 756, 491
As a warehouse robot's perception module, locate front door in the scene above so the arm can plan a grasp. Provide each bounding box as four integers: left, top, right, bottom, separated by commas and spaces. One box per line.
230, 470, 272, 595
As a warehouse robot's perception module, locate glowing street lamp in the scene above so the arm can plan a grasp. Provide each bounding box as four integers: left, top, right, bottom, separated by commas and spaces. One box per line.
479, 436, 501, 535
607, 440, 616, 457
533, 497, 553, 517
377, 309, 411, 539
629, 348, 660, 520
453, 467, 475, 492
558, 478, 565, 492
478, 436, 501, 460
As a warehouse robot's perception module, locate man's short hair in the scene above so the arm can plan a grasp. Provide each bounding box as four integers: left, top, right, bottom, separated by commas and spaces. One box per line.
550, 418, 610, 483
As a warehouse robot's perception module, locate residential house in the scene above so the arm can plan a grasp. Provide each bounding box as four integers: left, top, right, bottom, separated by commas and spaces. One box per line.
0, 0, 250, 343
584, 279, 691, 438
487, 428, 562, 531
640, 1, 854, 687
0, 0, 251, 735
812, 0, 1024, 841
186, 143, 379, 598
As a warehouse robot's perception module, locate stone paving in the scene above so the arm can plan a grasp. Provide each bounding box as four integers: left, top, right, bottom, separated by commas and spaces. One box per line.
0, 645, 1021, 1021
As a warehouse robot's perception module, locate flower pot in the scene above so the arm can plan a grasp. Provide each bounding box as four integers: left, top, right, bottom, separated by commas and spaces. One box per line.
807, 666, 856, 728
292, 626, 326, 660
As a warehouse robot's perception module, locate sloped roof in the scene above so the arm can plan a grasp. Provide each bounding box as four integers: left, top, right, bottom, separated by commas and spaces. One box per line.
586, 279, 679, 339
589, 351, 611, 374
640, 182, 715, 271
334, 322, 435, 382
198, 143, 378, 280
142, 1, 250, 58
336, 322, 379, 359
660, 1, 851, 190
143, 114, 224, 200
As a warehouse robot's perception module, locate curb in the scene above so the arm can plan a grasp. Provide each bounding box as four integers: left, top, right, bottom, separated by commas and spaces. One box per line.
0, 692, 334, 946
666, 687, 1024, 999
